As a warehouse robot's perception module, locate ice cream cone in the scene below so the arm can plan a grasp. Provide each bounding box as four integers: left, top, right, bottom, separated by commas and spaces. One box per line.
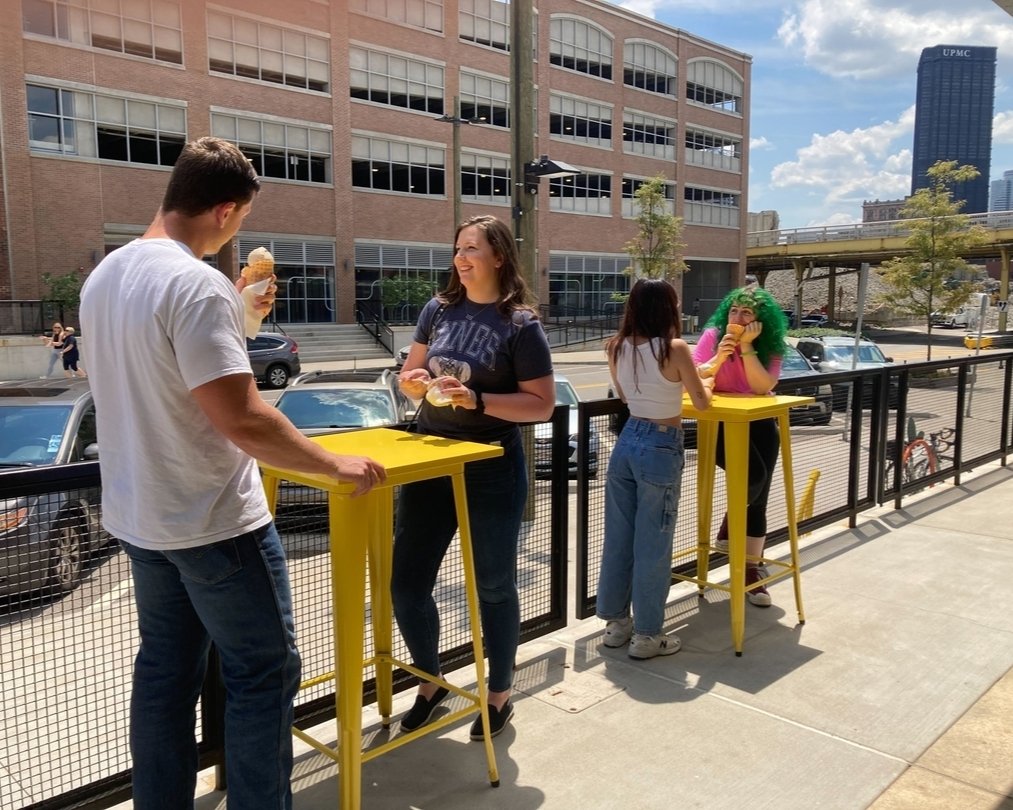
241, 247, 275, 283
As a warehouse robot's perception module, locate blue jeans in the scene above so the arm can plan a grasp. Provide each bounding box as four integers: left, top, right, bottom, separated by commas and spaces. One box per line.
391, 432, 526, 693
121, 523, 301, 810
597, 418, 685, 636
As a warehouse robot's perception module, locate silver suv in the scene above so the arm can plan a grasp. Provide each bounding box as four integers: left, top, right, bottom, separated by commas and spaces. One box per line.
0, 379, 112, 595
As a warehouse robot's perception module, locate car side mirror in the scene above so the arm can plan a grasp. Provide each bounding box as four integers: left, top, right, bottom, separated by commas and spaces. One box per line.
884, 357, 893, 363
83, 443, 99, 460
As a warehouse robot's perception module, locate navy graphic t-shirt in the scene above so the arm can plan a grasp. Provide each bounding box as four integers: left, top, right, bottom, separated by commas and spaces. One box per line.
412, 297, 553, 442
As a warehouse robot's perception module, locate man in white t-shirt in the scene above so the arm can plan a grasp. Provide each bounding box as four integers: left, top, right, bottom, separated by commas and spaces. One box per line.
80, 137, 385, 810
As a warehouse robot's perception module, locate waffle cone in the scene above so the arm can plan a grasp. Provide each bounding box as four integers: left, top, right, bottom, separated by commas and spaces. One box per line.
242, 259, 275, 284
727, 323, 745, 338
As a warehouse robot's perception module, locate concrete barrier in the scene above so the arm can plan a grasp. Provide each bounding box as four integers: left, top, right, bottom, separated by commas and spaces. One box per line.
0, 335, 81, 381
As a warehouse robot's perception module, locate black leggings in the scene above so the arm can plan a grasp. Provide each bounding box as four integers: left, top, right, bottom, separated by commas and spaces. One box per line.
715, 418, 779, 538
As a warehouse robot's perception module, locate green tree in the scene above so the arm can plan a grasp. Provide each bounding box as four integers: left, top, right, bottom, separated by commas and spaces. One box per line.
41, 270, 85, 319
877, 160, 988, 360
623, 175, 687, 284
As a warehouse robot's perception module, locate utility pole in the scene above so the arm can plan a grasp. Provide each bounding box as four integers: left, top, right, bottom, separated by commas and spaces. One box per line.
437, 96, 480, 236
511, 0, 537, 301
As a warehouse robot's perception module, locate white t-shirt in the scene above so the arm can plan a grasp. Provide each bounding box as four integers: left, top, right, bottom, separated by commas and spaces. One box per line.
80, 238, 271, 550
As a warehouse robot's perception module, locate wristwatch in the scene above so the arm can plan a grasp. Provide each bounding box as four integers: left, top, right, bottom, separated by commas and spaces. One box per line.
473, 389, 485, 415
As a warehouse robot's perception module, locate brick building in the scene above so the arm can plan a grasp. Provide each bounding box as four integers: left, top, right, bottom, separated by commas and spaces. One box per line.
1, 0, 751, 326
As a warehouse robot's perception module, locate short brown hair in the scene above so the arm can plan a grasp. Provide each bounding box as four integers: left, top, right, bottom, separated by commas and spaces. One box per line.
161, 136, 260, 217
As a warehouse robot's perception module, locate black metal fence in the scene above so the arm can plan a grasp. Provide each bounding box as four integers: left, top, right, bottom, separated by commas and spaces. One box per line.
574, 352, 1013, 618
3, 354, 1012, 809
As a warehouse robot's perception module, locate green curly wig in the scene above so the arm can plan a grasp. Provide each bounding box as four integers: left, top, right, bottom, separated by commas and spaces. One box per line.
704, 286, 788, 366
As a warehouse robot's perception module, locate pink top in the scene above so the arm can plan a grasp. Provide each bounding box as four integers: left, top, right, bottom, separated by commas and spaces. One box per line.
692, 327, 782, 394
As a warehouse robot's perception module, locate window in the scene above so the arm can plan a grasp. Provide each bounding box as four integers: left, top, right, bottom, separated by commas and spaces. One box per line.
684, 185, 740, 227
459, 0, 509, 51
550, 94, 612, 148
549, 172, 611, 215
548, 253, 630, 317
623, 41, 676, 95
351, 134, 445, 196
622, 177, 675, 218
684, 128, 741, 172
685, 59, 743, 114
22, 0, 182, 63
460, 70, 510, 128
354, 242, 453, 321
460, 152, 510, 203
212, 112, 331, 184
27, 82, 185, 165
207, 9, 330, 93
350, 46, 444, 115
549, 17, 612, 79
238, 238, 335, 324
623, 110, 675, 160
349, 0, 443, 33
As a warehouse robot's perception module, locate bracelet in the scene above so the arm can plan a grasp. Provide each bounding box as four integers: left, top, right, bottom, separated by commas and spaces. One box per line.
473, 389, 485, 415
741, 349, 757, 356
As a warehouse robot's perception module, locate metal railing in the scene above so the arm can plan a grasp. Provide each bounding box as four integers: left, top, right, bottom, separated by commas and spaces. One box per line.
354, 299, 394, 355
4, 354, 1012, 808
541, 313, 620, 349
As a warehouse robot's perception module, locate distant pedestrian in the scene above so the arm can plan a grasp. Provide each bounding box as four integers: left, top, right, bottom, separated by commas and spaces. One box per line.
40, 322, 64, 377
60, 327, 86, 378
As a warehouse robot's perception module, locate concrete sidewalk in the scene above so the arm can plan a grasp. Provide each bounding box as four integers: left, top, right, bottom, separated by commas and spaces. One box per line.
177, 464, 1013, 810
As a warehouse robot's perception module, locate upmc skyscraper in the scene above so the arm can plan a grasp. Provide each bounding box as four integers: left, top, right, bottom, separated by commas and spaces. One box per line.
911, 45, 997, 213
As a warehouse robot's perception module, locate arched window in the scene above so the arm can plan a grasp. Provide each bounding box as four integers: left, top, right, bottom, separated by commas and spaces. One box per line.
623, 41, 677, 96
685, 59, 743, 114
549, 16, 613, 80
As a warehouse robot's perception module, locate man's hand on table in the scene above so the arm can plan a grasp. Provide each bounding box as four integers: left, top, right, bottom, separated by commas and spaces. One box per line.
331, 455, 387, 496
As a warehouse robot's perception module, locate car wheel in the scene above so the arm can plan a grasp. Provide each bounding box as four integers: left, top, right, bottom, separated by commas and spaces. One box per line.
813, 413, 833, 426
50, 522, 83, 593
265, 364, 290, 389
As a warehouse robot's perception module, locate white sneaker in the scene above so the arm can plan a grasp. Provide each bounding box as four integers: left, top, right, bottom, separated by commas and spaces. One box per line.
628, 632, 682, 659
603, 616, 633, 648
713, 537, 729, 553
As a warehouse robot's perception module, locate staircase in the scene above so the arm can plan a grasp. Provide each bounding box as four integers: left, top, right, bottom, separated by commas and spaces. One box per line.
269, 323, 393, 364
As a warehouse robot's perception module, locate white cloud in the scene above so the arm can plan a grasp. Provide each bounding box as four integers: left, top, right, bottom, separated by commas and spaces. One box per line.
778, 0, 1013, 80
769, 108, 915, 221
994, 111, 1013, 145
750, 136, 774, 150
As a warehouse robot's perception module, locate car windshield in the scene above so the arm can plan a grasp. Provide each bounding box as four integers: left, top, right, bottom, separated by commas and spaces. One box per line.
825, 344, 887, 364
277, 390, 397, 429
0, 405, 72, 466
781, 349, 811, 372
555, 381, 580, 408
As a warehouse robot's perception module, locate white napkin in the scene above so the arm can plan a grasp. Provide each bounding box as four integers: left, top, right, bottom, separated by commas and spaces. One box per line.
240, 277, 272, 339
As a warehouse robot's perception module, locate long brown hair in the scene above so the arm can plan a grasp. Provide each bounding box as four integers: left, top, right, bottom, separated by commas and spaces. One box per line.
438, 215, 536, 317
606, 278, 682, 375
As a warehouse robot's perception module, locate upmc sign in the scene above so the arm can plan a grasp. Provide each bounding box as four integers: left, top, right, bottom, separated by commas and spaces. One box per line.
942, 48, 972, 57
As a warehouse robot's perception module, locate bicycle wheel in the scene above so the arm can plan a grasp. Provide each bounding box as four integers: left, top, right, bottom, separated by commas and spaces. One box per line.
901, 439, 937, 484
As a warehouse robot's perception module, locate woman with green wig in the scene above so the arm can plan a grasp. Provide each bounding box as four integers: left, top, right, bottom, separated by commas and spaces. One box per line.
691, 286, 788, 607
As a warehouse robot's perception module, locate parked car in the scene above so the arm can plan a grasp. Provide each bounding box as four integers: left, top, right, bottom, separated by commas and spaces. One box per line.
0, 379, 112, 596
275, 369, 411, 435
773, 345, 835, 425
793, 335, 898, 410
930, 311, 968, 329
247, 332, 300, 389
395, 345, 410, 369
799, 313, 830, 328
534, 375, 600, 479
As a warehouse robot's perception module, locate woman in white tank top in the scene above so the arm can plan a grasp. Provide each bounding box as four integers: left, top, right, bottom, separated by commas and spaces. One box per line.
596, 279, 713, 660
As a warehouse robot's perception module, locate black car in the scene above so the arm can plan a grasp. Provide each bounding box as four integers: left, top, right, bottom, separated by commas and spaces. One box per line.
247, 332, 301, 389
0, 379, 112, 595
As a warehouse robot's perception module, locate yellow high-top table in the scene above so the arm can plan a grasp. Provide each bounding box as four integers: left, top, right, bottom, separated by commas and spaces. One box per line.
260, 428, 504, 809
673, 393, 813, 655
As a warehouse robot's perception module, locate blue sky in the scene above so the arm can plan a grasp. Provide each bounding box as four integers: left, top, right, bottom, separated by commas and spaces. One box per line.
608, 0, 1013, 229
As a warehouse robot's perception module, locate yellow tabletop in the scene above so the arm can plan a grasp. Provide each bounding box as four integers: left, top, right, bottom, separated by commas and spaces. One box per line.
682, 392, 815, 422
258, 427, 504, 491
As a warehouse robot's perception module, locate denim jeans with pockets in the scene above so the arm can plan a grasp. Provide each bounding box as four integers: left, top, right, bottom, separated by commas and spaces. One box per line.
122, 522, 301, 810
597, 417, 685, 636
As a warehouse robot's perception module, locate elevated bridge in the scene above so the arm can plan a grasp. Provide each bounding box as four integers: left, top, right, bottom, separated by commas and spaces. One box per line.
745, 211, 1013, 328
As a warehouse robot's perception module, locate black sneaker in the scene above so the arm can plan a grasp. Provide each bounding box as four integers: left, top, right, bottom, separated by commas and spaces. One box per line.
400, 687, 450, 732
469, 700, 514, 741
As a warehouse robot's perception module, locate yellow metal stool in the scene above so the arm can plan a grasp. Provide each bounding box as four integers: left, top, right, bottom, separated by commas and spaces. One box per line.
672, 394, 812, 655
260, 428, 504, 809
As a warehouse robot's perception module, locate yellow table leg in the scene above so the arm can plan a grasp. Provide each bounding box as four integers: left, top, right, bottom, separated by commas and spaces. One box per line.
777, 414, 806, 624
368, 493, 395, 726
723, 423, 750, 656
695, 420, 719, 590
328, 491, 372, 810
450, 472, 500, 788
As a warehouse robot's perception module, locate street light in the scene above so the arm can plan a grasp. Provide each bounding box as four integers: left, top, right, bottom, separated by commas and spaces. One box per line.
436, 96, 483, 230
522, 155, 581, 194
